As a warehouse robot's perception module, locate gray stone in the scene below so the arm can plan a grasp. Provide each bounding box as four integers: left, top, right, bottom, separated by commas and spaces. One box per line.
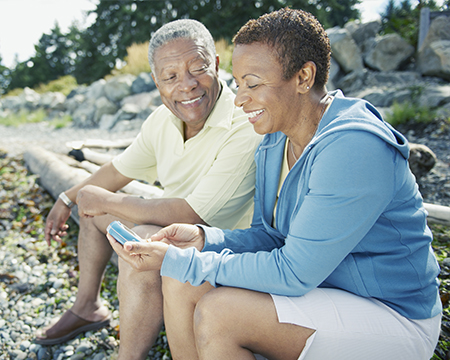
363, 34, 415, 72
64, 94, 86, 114
72, 102, 96, 128
85, 79, 107, 101
94, 96, 119, 124
327, 27, 364, 74
420, 15, 450, 50
131, 72, 156, 94
104, 74, 136, 102
345, 19, 381, 46
409, 143, 437, 179
121, 92, 154, 111
418, 40, 450, 80
419, 85, 450, 108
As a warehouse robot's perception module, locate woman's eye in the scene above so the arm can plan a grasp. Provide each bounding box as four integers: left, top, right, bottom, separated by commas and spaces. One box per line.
248, 84, 258, 89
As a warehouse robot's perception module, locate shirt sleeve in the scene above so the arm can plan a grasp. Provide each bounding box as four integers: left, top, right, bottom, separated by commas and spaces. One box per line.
112, 116, 158, 184
185, 121, 262, 229
161, 132, 397, 295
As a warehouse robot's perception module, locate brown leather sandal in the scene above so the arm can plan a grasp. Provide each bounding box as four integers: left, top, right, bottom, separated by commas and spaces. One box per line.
34, 309, 111, 345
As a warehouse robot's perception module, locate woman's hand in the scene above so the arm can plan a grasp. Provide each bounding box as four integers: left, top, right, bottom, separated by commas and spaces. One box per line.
107, 233, 169, 272
151, 224, 205, 251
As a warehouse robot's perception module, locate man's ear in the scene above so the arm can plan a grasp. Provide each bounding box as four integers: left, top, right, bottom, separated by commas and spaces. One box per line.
215, 55, 220, 72
151, 73, 159, 89
296, 61, 317, 94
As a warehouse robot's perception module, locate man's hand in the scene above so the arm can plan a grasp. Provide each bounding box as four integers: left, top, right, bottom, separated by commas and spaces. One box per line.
44, 199, 71, 246
107, 233, 169, 272
76, 185, 111, 218
151, 223, 205, 251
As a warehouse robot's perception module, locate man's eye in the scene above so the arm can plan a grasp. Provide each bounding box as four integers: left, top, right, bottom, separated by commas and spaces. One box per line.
248, 84, 258, 89
163, 75, 176, 82
192, 66, 207, 74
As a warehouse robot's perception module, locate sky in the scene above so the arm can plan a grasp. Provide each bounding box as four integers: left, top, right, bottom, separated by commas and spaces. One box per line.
0, 0, 432, 69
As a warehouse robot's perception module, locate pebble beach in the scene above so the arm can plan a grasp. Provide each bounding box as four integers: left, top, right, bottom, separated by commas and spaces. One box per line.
0, 118, 449, 359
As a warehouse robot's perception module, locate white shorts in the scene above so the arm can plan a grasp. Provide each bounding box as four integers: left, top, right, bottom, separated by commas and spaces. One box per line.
269, 288, 441, 360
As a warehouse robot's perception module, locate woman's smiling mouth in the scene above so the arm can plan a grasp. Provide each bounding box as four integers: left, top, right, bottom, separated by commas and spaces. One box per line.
247, 109, 264, 123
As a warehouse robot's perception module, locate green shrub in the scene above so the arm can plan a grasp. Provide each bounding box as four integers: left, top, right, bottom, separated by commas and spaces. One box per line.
0, 109, 47, 127
35, 75, 79, 96
385, 101, 437, 127
215, 38, 234, 74
50, 114, 73, 129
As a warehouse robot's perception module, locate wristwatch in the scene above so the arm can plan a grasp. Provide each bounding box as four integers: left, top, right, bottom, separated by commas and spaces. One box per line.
59, 192, 75, 209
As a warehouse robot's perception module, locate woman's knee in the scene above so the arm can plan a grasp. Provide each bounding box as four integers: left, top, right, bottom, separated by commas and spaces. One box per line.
193, 288, 233, 338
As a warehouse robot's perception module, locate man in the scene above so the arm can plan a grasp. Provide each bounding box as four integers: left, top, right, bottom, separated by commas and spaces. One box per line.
35, 19, 261, 357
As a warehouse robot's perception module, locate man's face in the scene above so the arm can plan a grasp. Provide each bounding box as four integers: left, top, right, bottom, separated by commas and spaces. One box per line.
152, 38, 220, 131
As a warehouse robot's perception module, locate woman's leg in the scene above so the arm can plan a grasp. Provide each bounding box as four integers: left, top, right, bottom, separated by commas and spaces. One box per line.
162, 276, 215, 360
193, 287, 314, 360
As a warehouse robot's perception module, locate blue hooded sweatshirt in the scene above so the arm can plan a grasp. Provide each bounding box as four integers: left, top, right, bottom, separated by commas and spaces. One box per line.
161, 90, 442, 320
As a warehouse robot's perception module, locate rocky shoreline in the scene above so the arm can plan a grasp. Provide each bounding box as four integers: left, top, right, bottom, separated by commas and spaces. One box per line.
0, 119, 449, 360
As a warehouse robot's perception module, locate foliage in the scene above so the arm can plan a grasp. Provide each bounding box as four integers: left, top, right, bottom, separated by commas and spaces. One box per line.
431, 224, 450, 359
385, 100, 437, 127
0, 109, 72, 128
0, 109, 47, 127
7, 23, 79, 92
4, 0, 361, 91
381, 0, 441, 47
34, 75, 79, 96
215, 39, 234, 74
112, 42, 152, 77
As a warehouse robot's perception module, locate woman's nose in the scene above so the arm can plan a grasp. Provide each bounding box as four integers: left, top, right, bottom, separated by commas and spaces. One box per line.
234, 89, 250, 108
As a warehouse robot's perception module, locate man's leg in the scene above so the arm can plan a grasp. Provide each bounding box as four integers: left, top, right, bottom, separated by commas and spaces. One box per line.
36, 214, 134, 343
116, 225, 165, 360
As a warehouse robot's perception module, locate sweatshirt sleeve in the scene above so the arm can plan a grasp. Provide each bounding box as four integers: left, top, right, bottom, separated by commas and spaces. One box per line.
161, 132, 397, 295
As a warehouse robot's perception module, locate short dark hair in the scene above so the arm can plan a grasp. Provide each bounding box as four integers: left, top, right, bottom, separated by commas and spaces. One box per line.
233, 8, 331, 88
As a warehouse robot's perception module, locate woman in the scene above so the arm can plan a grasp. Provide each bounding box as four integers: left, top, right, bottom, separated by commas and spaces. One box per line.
108, 8, 442, 360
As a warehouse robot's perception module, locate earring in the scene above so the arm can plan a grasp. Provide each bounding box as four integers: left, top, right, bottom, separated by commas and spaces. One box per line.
306, 86, 310, 90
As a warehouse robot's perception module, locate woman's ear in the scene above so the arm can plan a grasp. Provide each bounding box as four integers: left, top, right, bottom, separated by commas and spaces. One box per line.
296, 61, 317, 94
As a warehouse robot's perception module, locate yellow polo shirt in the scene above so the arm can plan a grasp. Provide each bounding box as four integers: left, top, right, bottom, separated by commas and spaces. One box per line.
112, 81, 262, 230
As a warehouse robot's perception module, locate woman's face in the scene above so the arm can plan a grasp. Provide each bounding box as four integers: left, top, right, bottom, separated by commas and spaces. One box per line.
232, 43, 300, 135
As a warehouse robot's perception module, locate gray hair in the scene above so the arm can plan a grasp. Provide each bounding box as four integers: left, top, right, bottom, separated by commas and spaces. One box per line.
148, 19, 216, 74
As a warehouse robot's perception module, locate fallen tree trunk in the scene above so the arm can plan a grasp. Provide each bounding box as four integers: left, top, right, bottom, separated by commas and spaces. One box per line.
23, 146, 450, 228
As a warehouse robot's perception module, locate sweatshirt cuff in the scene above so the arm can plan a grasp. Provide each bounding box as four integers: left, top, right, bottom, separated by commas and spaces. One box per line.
161, 245, 195, 282
197, 225, 226, 252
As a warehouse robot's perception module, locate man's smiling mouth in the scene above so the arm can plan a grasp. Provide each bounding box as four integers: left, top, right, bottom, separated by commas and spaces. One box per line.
181, 95, 203, 105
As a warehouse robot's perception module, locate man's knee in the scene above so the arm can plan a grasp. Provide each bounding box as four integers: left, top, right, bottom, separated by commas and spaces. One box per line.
132, 224, 162, 239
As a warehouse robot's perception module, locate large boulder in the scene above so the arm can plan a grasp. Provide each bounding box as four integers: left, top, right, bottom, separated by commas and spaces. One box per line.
363, 34, 415, 72
72, 101, 96, 128
104, 74, 136, 103
94, 96, 119, 124
417, 40, 450, 80
409, 143, 437, 179
39, 92, 66, 111
345, 19, 381, 46
85, 79, 107, 101
327, 27, 364, 74
131, 72, 156, 94
417, 15, 450, 80
19, 87, 41, 110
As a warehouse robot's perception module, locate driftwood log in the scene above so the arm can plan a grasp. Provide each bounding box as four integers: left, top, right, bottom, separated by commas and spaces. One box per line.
24, 145, 450, 228
24, 146, 164, 266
